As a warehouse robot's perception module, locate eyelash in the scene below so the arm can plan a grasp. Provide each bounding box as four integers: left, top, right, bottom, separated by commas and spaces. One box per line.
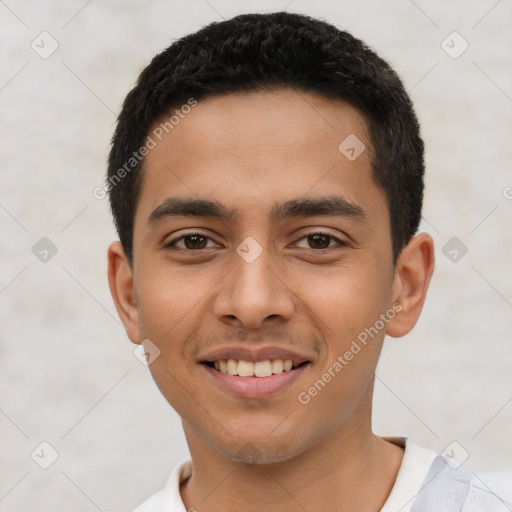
164, 231, 349, 252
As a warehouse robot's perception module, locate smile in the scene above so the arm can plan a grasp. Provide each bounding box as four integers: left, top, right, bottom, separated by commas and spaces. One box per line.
201, 359, 311, 398
203, 358, 309, 377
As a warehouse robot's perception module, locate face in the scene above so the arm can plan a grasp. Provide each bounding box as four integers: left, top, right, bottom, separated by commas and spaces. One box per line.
109, 88, 433, 465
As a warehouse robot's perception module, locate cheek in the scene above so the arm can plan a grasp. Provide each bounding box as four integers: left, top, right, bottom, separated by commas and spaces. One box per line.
297, 260, 391, 340
294, 268, 389, 423
133, 268, 211, 392
135, 264, 212, 336
293, 261, 391, 395
134, 267, 206, 411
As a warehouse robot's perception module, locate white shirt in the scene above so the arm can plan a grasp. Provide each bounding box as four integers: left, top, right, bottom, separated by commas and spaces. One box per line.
133, 437, 510, 511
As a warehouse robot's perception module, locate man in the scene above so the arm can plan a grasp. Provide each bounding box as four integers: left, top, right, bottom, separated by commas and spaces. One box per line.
106, 12, 506, 511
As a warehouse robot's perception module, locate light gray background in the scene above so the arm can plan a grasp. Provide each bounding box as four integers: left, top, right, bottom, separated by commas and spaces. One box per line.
1, 0, 511, 510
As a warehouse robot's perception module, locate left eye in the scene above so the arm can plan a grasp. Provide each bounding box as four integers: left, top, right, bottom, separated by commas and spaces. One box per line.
294, 233, 346, 250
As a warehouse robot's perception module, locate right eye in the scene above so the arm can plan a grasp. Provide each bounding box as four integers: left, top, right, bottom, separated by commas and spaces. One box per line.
164, 232, 219, 251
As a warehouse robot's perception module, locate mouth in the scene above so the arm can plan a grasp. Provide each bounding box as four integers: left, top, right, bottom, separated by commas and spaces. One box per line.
200, 358, 312, 398
201, 359, 311, 377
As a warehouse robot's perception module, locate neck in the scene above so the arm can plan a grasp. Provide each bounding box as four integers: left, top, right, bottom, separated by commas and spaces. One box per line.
180, 421, 404, 512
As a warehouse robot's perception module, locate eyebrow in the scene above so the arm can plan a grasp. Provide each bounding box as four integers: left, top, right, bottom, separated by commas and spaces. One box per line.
148, 195, 368, 225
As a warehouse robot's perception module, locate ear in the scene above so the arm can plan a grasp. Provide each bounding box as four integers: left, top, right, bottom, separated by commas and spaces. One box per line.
386, 232, 435, 338
107, 241, 141, 344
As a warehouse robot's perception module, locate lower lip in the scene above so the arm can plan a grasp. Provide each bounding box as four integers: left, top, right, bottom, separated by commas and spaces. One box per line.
201, 363, 311, 398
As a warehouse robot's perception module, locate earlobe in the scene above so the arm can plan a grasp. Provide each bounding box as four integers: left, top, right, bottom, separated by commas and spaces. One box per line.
107, 241, 142, 344
386, 233, 435, 338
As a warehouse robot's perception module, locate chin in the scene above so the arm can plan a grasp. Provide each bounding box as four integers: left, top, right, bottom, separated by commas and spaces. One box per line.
211, 425, 310, 466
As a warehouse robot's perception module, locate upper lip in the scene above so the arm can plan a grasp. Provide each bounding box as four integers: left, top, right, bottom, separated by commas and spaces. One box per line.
198, 345, 312, 364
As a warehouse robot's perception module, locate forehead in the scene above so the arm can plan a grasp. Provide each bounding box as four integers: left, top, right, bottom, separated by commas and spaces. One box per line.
147, 88, 371, 165
136, 88, 385, 225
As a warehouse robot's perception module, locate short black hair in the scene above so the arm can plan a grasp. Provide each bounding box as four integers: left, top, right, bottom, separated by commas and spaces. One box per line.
107, 11, 424, 265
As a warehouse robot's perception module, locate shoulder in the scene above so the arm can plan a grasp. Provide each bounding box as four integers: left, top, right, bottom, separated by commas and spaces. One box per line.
132, 459, 193, 512
133, 489, 166, 512
381, 438, 512, 512
462, 480, 512, 512
409, 454, 512, 512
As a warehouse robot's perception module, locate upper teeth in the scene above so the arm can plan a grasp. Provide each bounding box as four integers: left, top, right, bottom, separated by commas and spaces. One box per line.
213, 359, 298, 377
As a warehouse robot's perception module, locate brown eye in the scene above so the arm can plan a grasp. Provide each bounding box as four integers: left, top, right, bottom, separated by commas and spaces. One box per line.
165, 233, 216, 250
182, 235, 208, 250
295, 232, 346, 250
307, 234, 331, 249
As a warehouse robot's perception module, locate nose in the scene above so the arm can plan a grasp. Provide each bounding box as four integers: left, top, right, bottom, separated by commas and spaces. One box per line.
212, 243, 296, 330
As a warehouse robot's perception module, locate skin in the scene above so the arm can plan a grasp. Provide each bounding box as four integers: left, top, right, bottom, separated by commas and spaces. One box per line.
108, 88, 435, 512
